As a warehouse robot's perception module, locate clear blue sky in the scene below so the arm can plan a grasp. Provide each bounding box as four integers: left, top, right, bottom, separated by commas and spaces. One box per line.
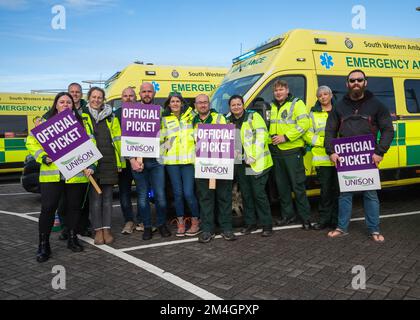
0, 0, 419, 92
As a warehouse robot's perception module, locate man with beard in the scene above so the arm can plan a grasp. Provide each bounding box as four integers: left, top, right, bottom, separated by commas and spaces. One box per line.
129, 82, 171, 240
324, 69, 394, 242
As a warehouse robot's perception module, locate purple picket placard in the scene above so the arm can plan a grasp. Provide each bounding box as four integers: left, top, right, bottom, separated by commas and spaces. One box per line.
121, 103, 161, 138
195, 124, 235, 159
31, 109, 89, 161
332, 134, 376, 172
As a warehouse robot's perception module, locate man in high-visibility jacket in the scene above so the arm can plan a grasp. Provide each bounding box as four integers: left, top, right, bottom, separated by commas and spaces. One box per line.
192, 94, 236, 243
303, 86, 339, 230
269, 80, 313, 230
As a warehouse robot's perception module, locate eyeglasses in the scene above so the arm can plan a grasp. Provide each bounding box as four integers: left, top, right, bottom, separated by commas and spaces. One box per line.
195, 101, 209, 105
348, 78, 365, 84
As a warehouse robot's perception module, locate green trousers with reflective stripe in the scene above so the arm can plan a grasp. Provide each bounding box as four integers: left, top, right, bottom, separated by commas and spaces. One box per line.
316, 166, 339, 225
272, 152, 311, 222
235, 164, 272, 227
195, 178, 233, 233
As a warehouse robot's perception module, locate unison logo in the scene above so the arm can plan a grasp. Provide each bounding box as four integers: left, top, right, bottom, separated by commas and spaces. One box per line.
126, 141, 155, 153
199, 162, 229, 175
62, 150, 95, 171
343, 175, 375, 186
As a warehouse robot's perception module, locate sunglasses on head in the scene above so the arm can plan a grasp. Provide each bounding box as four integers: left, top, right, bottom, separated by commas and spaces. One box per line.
348, 78, 365, 84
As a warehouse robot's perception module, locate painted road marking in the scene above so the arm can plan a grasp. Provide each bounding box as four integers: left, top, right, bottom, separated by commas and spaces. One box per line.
119, 210, 420, 252
0, 209, 222, 300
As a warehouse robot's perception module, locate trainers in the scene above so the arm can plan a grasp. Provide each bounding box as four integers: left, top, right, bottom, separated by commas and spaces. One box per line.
241, 225, 258, 235
121, 221, 135, 234
158, 224, 171, 238
135, 223, 157, 233
176, 222, 186, 237
198, 232, 215, 243
261, 227, 273, 237
185, 218, 201, 236
221, 231, 237, 241
135, 223, 144, 232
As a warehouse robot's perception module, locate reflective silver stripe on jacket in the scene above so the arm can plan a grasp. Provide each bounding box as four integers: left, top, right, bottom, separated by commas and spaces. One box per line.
40, 170, 60, 176
312, 155, 331, 162
295, 125, 305, 134
34, 149, 44, 160
296, 114, 308, 121
164, 154, 194, 162
256, 150, 271, 160
311, 135, 319, 146
73, 172, 85, 178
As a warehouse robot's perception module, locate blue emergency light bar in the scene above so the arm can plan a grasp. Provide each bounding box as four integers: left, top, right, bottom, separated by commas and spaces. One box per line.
232, 38, 283, 64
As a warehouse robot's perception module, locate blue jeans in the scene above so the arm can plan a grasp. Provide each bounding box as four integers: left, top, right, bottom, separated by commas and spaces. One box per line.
337, 190, 380, 234
118, 162, 139, 223
131, 158, 167, 228
166, 164, 199, 218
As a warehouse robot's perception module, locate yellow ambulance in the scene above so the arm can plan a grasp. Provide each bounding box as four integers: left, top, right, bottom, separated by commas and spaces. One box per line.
0, 93, 54, 173
211, 29, 420, 194
105, 63, 228, 109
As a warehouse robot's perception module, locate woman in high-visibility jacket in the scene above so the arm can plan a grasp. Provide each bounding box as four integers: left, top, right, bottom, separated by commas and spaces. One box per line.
226, 95, 274, 237
26, 92, 94, 263
85, 87, 123, 246
303, 86, 339, 230
161, 92, 200, 237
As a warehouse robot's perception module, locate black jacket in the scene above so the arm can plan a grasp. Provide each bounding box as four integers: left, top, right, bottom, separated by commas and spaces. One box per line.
324, 90, 394, 156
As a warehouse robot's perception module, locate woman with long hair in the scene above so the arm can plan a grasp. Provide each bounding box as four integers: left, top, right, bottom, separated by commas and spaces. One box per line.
26, 92, 93, 262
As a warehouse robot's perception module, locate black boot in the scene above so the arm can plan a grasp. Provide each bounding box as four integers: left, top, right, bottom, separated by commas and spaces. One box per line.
36, 233, 51, 263
67, 230, 84, 252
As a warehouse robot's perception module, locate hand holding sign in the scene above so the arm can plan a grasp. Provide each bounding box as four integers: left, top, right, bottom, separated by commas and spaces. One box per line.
121, 103, 161, 158
372, 154, 383, 167
31, 109, 103, 180
330, 153, 341, 167
332, 135, 381, 192
195, 124, 235, 181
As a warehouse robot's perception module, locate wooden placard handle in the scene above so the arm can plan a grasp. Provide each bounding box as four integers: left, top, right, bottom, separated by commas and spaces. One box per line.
84, 169, 102, 194
88, 175, 102, 194
209, 179, 216, 190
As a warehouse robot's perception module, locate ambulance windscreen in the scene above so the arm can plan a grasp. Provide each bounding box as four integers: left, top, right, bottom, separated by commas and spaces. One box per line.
211, 74, 262, 114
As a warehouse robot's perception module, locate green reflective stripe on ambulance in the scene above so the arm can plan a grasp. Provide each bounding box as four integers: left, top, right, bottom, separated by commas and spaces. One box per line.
5, 139, 27, 151
398, 122, 406, 146
407, 146, 420, 166
0, 152, 5, 163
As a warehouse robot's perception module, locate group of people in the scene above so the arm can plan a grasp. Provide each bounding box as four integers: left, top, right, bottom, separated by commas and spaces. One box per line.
28, 68, 394, 263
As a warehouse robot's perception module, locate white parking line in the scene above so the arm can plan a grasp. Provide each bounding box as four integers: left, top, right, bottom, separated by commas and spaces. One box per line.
0, 209, 222, 300
119, 210, 420, 252
79, 235, 222, 300
0, 192, 35, 196
0, 210, 39, 222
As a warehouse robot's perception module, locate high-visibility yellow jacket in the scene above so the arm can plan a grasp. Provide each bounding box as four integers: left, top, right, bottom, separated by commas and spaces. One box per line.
269, 95, 310, 150
303, 103, 334, 167
84, 112, 124, 169
228, 110, 273, 174
192, 109, 226, 127
26, 112, 96, 183
161, 106, 195, 165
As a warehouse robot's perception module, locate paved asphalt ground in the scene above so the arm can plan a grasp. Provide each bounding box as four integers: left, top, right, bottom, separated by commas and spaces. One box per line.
1, 177, 420, 305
